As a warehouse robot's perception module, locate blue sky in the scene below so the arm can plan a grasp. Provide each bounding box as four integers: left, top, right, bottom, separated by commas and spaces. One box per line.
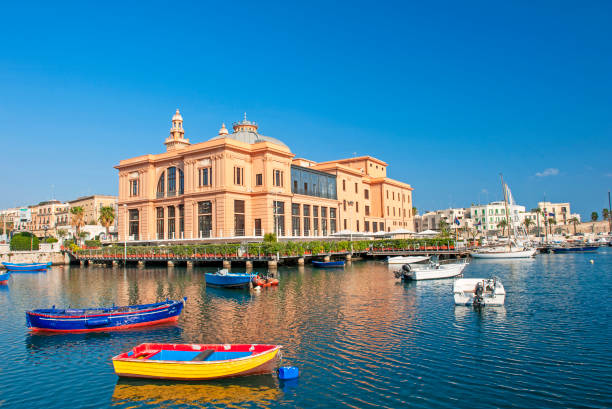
1, 1, 610, 218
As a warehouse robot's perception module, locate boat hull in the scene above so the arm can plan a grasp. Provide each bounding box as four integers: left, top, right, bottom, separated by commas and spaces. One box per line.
112, 344, 281, 380
407, 263, 467, 280
0, 272, 9, 284
312, 261, 345, 268
205, 273, 253, 288
26, 300, 184, 332
453, 278, 505, 306
551, 246, 599, 253
2, 262, 51, 272
387, 256, 429, 265
470, 248, 536, 259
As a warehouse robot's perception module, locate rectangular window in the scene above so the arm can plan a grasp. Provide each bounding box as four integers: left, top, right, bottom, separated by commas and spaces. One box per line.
292, 203, 300, 236
273, 170, 283, 187
393, 207, 396, 217
364, 189, 369, 199
321, 207, 327, 236
199, 168, 212, 186
290, 165, 337, 200
373, 221, 378, 233
387, 206, 389, 216
198, 201, 213, 238
293, 180, 298, 191
365, 221, 370, 232
129, 179, 139, 197
256, 173, 263, 186
386, 190, 389, 199
128, 209, 139, 240
178, 204, 184, 238
234, 200, 245, 236
254, 218, 262, 236
343, 200, 347, 211
156, 207, 164, 239
304, 182, 308, 193
365, 205, 370, 216
168, 206, 176, 239
313, 206, 319, 235
343, 180, 346, 191
356, 202, 359, 213
234, 167, 244, 185
330, 208, 337, 234
356, 220, 359, 232
273, 201, 285, 236
168, 167, 176, 194
355, 183, 358, 193
344, 219, 347, 230
303, 204, 311, 235
393, 191, 395, 200
380, 222, 384, 231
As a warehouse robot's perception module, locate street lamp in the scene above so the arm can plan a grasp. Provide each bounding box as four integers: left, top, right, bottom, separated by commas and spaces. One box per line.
123, 204, 127, 261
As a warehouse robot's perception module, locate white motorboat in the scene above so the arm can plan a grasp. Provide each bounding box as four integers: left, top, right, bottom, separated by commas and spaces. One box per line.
387, 255, 430, 265
453, 277, 505, 306
470, 247, 536, 259
394, 261, 468, 280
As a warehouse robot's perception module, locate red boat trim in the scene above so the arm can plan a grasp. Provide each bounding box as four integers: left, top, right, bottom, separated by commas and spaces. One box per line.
0, 280, 7, 285
28, 315, 179, 333
27, 301, 180, 319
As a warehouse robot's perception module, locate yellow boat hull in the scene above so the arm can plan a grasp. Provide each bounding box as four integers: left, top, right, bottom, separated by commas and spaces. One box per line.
113, 347, 281, 380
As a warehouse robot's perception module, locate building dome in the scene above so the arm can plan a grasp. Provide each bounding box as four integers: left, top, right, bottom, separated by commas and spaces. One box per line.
172, 109, 183, 122
209, 114, 289, 149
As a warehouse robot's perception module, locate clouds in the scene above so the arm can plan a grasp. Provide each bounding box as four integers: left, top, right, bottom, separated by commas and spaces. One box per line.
535, 168, 559, 177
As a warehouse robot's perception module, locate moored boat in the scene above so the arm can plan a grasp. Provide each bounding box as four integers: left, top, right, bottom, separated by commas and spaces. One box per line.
470, 247, 536, 259
312, 260, 345, 268
2, 262, 51, 272
252, 275, 279, 287
454, 278, 505, 306
551, 245, 599, 253
387, 255, 430, 265
205, 269, 254, 288
112, 343, 282, 380
395, 261, 468, 280
0, 272, 9, 284
26, 298, 185, 332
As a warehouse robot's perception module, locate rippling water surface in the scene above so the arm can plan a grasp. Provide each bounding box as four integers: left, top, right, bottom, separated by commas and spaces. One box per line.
1, 249, 611, 408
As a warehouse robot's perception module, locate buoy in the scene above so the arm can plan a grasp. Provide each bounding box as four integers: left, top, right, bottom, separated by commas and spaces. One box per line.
278, 366, 299, 380
590, 259, 594, 264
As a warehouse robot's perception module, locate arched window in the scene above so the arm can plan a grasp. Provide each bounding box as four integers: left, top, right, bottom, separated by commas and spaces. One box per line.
168, 167, 176, 194
157, 171, 165, 198
179, 169, 184, 195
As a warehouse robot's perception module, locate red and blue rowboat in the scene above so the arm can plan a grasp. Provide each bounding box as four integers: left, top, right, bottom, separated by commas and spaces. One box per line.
26, 298, 186, 332
312, 260, 345, 268
0, 272, 9, 285
2, 262, 51, 272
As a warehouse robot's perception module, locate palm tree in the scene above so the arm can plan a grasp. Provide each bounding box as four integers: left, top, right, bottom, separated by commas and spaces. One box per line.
591, 212, 598, 222
497, 219, 508, 237
70, 206, 85, 242
568, 217, 579, 235
602, 208, 609, 222
412, 207, 418, 217
523, 218, 533, 235
438, 219, 450, 237
548, 218, 557, 235
531, 208, 542, 237
98, 206, 115, 238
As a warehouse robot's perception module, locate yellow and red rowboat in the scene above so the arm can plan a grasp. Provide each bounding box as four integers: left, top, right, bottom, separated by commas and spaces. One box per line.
112, 343, 282, 380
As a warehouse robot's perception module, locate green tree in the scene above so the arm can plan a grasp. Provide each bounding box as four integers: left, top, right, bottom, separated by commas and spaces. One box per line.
591, 212, 598, 222
568, 217, 579, 235
523, 218, 533, 235
412, 207, 418, 216
548, 218, 557, 235
603, 208, 610, 221
438, 220, 450, 237
70, 206, 85, 240
57, 229, 67, 240
531, 208, 542, 237
497, 218, 508, 236
10, 232, 39, 251
98, 206, 116, 237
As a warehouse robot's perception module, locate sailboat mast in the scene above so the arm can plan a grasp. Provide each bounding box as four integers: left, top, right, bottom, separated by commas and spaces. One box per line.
500, 173, 512, 251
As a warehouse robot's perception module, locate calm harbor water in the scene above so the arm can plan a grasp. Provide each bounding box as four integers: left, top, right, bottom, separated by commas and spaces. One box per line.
1, 249, 611, 408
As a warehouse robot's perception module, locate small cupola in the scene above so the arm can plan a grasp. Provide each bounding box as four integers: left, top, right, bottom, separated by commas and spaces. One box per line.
164, 109, 190, 151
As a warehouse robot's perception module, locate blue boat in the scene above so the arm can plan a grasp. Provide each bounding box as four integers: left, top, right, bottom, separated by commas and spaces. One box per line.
312, 260, 345, 268
26, 298, 186, 333
0, 272, 9, 284
2, 262, 51, 272
205, 269, 254, 288
551, 246, 599, 253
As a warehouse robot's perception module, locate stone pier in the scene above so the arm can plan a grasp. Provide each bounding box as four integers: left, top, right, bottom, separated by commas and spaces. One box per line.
267, 260, 278, 270
222, 260, 231, 269
186, 261, 194, 269
297, 257, 304, 265
245, 260, 253, 269
137, 260, 145, 268
323, 255, 330, 262
167, 260, 175, 267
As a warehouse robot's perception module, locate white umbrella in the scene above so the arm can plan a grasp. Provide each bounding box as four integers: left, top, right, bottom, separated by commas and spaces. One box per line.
390, 228, 416, 235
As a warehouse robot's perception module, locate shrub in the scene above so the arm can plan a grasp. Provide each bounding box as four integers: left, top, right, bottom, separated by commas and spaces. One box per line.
44, 237, 58, 243
10, 232, 39, 251
263, 233, 277, 243
84, 239, 101, 248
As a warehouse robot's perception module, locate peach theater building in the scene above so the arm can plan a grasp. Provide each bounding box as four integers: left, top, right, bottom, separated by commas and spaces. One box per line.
116, 110, 414, 241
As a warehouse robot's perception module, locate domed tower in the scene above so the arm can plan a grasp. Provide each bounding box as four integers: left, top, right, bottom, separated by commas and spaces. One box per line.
164, 109, 190, 151
233, 112, 258, 133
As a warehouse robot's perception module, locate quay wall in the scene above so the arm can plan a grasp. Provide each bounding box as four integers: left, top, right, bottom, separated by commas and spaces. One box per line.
0, 251, 70, 265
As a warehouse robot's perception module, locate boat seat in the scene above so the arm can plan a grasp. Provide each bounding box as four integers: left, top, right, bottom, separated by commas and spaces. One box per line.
205, 351, 253, 361
191, 349, 215, 361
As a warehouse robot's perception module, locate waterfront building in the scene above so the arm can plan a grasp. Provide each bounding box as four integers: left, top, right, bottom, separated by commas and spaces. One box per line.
414, 208, 471, 232
27, 200, 70, 238
115, 110, 414, 241
68, 195, 118, 228
537, 201, 580, 225
469, 201, 526, 233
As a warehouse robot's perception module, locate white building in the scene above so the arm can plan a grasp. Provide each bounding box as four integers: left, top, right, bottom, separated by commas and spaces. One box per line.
414, 208, 472, 232
470, 201, 525, 233
538, 201, 580, 225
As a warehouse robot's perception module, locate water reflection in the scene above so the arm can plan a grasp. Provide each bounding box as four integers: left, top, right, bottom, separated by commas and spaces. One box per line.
111, 376, 282, 408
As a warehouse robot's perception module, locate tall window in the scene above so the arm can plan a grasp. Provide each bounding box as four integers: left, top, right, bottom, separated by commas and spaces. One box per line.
273, 201, 285, 236
313, 206, 319, 235
380, 222, 385, 232
256, 173, 263, 186
365, 221, 370, 232
273, 170, 283, 187
356, 202, 359, 213
364, 189, 369, 199
129, 179, 139, 197
292, 203, 300, 236
128, 209, 139, 240
330, 208, 337, 234
373, 221, 378, 232
365, 205, 370, 216
303, 204, 310, 235
178, 204, 184, 238
356, 220, 360, 232
198, 201, 213, 238
234, 167, 244, 185
343, 200, 347, 211
234, 200, 245, 236
343, 180, 346, 191
157, 172, 165, 198
167, 167, 177, 195
156, 207, 164, 239
178, 169, 184, 195
168, 206, 175, 239
199, 167, 212, 187
321, 207, 327, 236
355, 183, 358, 193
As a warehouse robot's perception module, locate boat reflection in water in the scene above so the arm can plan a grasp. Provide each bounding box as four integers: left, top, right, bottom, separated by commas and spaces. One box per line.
111, 376, 282, 407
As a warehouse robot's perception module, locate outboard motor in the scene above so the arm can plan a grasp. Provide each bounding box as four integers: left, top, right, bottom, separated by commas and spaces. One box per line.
473, 281, 484, 307
402, 264, 412, 273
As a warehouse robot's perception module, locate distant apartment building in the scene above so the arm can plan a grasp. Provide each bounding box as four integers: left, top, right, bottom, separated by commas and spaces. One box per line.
0, 207, 31, 233
470, 201, 526, 232
415, 208, 471, 232
115, 110, 414, 241
27, 200, 71, 238
68, 195, 118, 227
538, 201, 580, 225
